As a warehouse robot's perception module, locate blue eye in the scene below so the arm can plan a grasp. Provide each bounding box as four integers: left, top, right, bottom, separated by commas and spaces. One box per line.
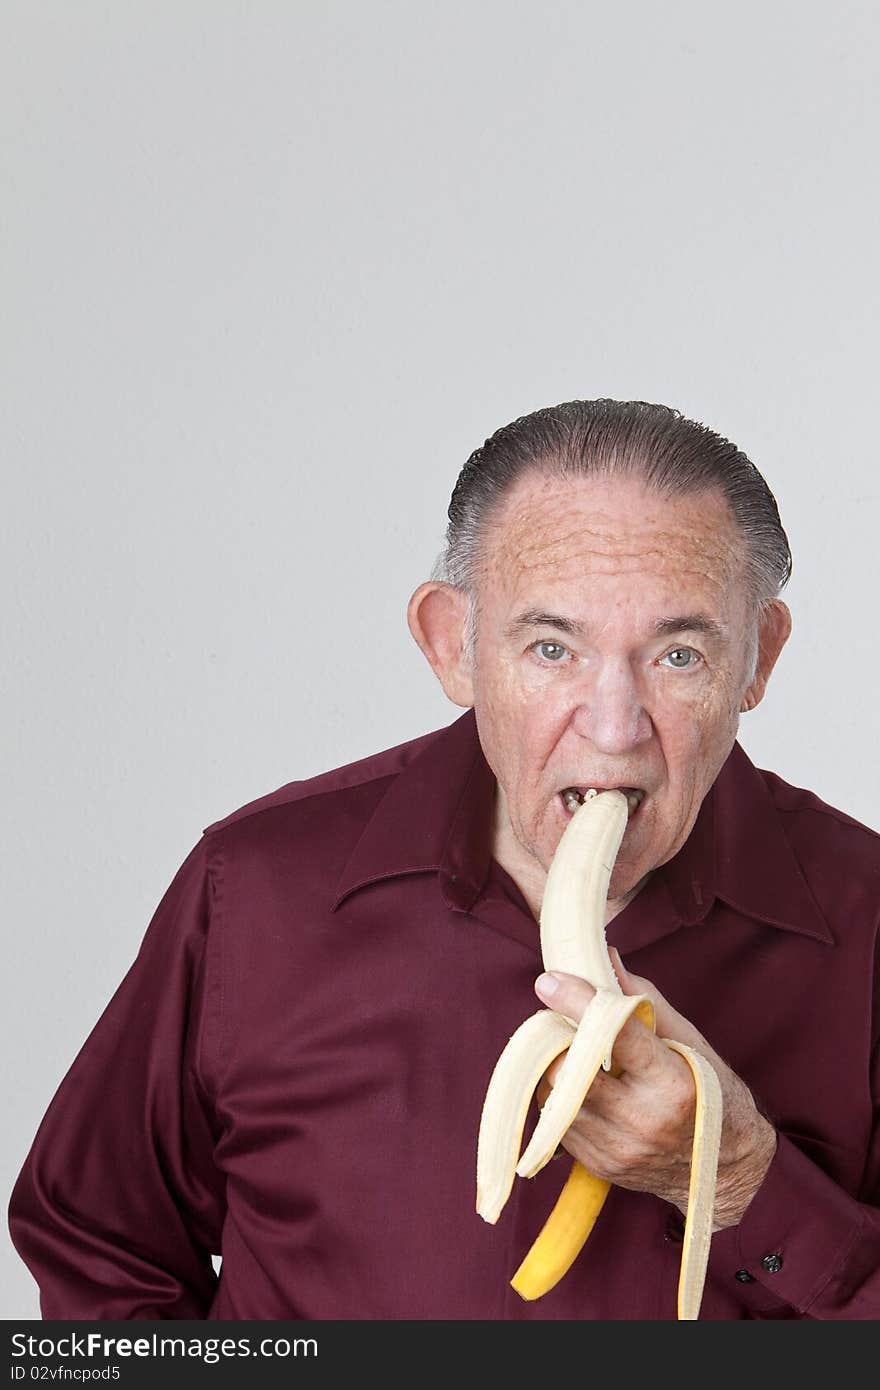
662, 647, 700, 669
533, 640, 568, 662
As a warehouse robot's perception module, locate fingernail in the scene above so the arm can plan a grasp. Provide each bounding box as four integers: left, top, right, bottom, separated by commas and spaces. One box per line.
535, 971, 559, 999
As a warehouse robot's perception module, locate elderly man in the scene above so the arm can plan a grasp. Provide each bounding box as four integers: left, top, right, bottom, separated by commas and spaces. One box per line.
10, 399, 880, 1319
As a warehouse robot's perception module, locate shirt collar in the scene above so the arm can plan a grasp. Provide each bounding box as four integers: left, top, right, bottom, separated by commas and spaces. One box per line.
332, 709, 832, 944
701, 740, 832, 943
331, 708, 493, 914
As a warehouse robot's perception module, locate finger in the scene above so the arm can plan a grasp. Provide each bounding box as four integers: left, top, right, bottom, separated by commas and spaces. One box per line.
537, 968, 683, 1082
540, 1051, 616, 1096
558, 1108, 630, 1182
540, 1052, 578, 1099
534, 970, 596, 1020
606, 1009, 663, 1078
535, 970, 658, 1074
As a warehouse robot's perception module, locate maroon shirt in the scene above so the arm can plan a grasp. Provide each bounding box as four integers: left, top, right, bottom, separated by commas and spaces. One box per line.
8, 709, 880, 1319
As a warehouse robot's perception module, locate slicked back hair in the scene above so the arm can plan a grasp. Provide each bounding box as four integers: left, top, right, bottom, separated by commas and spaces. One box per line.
430, 399, 792, 674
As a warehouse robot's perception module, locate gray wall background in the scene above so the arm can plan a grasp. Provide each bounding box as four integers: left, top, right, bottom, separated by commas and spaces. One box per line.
3, 1, 878, 1317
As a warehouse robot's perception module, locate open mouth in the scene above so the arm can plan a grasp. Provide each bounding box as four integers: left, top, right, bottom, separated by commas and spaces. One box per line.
560, 786, 646, 821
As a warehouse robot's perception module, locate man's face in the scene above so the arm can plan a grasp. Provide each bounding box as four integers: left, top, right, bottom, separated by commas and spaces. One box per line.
468, 470, 758, 904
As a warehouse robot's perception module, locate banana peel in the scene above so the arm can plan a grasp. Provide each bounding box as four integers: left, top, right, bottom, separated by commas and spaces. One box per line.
476, 788, 723, 1320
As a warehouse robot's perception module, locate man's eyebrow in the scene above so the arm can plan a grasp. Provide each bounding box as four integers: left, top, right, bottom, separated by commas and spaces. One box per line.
503, 609, 726, 641
503, 610, 586, 640
652, 615, 726, 639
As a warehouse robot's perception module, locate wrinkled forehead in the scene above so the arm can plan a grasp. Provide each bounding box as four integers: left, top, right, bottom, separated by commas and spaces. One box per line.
478, 472, 748, 612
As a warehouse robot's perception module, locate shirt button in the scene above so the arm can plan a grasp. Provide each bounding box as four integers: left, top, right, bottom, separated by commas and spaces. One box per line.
761, 1253, 783, 1273
734, 1269, 755, 1283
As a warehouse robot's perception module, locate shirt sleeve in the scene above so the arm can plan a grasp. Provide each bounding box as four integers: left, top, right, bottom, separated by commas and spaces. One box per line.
7, 836, 226, 1319
707, 1131, 880, 1318
707, 961, 880, 1320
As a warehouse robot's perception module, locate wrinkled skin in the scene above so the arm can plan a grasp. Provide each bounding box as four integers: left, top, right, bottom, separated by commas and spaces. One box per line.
408, 469, 791, 1227
536, 961, 777, 1228
454, 473, 786, 917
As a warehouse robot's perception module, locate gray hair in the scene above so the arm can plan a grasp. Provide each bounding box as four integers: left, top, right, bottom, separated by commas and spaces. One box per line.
431, 399, 791, 683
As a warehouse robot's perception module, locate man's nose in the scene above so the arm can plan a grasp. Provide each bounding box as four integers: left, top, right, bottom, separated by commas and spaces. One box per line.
568, 662, 653, 754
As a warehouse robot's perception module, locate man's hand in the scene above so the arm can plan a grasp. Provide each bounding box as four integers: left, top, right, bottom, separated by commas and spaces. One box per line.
534, 952, 778, 1229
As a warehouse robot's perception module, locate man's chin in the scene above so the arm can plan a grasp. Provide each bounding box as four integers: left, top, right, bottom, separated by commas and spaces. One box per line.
607, 866, 646, 905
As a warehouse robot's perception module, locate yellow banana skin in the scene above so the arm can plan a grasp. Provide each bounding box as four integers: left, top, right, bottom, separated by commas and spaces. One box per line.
475, 788, 723, 1320
664, 1039, 723, 1320
510, 1161, 611, 1300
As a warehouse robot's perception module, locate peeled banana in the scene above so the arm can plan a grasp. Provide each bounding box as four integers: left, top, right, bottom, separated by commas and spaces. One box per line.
476, 788, 723, 1320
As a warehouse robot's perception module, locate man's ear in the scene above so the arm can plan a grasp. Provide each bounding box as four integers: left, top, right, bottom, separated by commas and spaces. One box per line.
407, 582, 475, 708
740, 600, 792, 712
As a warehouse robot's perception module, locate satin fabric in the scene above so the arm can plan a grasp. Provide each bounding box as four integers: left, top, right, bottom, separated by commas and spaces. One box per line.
9, 708, 880, 1318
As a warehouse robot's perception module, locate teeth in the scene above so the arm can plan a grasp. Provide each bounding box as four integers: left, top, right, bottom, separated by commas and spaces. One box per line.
562, 787, 645, 818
